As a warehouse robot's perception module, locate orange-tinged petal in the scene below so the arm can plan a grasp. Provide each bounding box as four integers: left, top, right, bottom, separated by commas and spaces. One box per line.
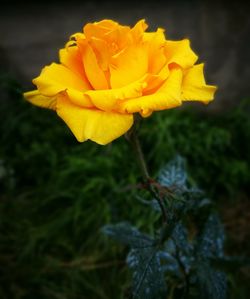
81, 43, 109, 90
56, 93, 133, 144
104, 26, 130, 51
118, 67, 183, 115
164, 39, 198, 69
83, 20, 119, 40
149, 47, 166, 75
96, 19, 119, 29
88, 37, 110, 71
59, 46, 92, 89
130, 19, 148, 42
144, 28, 167, 74
181, 64, 217, 103
110, 45, 148, 88
84, 77, 147, 111
143, 62, 171, 94
24, 90, 57, 110
143, 74, 166, 95
142, 29, 168, 93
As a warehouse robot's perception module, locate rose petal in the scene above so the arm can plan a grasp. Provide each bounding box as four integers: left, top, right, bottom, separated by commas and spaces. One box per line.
84, 76, 147, 111
66, 89, 94, 108
56, 93, 134, 144
96, 19, 119, 29
88, 37, 110, 71
33, 63, 88, 95
83, 20, 118, 40
181, 64, 217, 103
165, 39, 198, 69
81, 43, 109, 90
59, 46, 92, 89
104, 26, 130, 51
130, 19, 148, 42
110, 45, 148, 88
118, 67, 182, 115
33, 63, 93, 108
23, 90, 57, 110
143, 73, 166, 95
144, 28, 167, 74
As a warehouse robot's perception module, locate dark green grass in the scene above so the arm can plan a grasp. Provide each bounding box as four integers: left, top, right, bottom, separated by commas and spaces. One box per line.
0, 75, 249, 298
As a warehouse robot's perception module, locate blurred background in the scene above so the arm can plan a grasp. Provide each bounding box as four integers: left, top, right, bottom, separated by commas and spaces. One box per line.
0, 0, 250, 298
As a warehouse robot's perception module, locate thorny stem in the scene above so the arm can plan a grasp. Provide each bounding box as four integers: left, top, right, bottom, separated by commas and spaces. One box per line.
125, 118, 168, 224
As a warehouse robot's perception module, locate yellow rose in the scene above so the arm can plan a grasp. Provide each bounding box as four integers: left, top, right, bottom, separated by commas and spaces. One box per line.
24, 19, 217, 145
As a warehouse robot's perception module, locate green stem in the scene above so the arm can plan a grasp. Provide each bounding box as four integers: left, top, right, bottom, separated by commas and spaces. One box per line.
125, 121, 168, 224
125, 127, 149, 181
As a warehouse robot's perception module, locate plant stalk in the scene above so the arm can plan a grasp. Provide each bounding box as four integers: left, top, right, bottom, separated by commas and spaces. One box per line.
125, 122, 168, 224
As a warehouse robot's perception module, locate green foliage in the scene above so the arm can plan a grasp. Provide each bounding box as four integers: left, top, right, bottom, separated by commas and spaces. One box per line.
102, 222, 154, 248
194, 214, 227, 299
103, 156, 235, 299
103, 223, 167, 298
195, 263, 226, 299
197, 214, 224, 259
0, 74, 250, 298
158, 155, 187, 192
127, 247, 166, 299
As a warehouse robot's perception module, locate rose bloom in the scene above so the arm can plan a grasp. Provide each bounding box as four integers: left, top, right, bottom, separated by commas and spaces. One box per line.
24, 19, 217, 145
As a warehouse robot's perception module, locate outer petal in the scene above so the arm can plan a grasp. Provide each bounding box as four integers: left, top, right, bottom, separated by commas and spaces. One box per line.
181, 64, 217, 103
34, 63, 88, 95
56, 93, 134, 145
33, 63, 93, 108
110, 45, 148, 88
66, 89, 94, 108
143, 28, 166, 43
164, 39, 198, 69
68, 32, 85, 43
118, 67, 183, 115
23, 90, 56, 110
84, 76, 147, 111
